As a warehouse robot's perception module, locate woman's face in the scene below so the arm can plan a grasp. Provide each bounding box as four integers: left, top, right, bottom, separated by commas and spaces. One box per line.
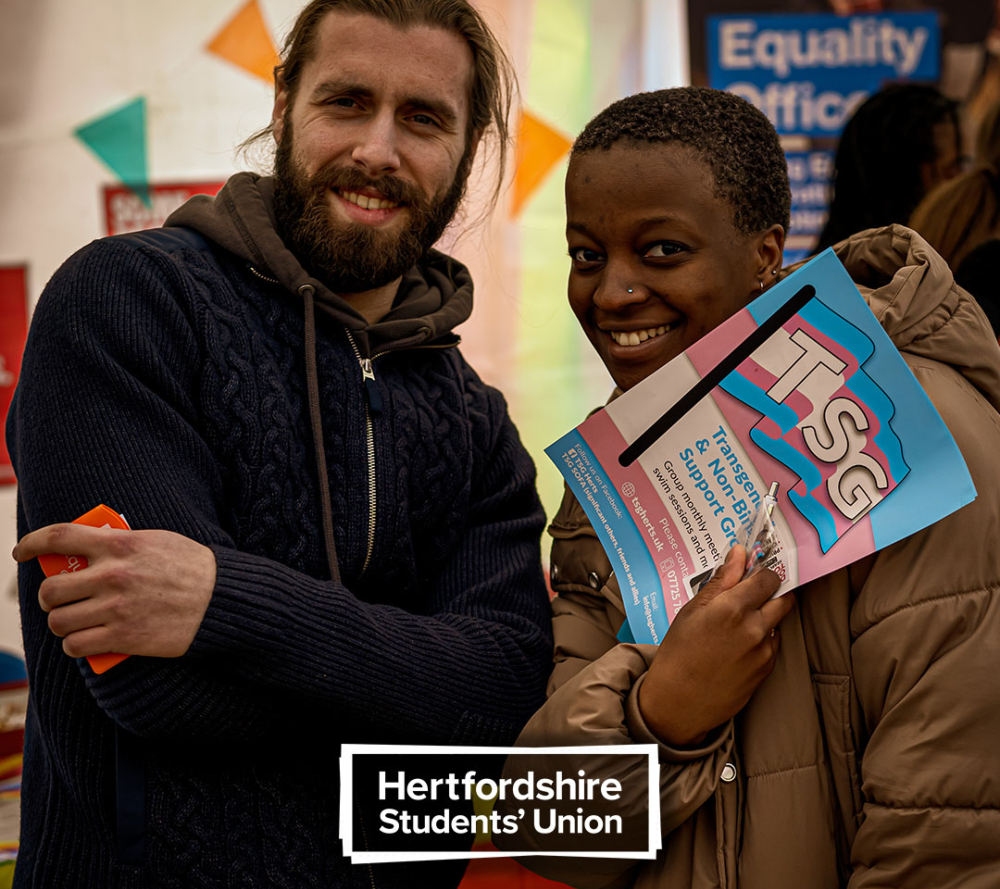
566, 142, 782, 391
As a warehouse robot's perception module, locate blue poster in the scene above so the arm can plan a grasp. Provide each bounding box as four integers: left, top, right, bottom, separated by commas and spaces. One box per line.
707, 13, 940, 137
708, 12, 940, 260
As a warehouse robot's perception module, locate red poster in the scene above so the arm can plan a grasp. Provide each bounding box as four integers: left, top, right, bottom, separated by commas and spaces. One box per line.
104, 181, 225, 236
0, 266, 28, 485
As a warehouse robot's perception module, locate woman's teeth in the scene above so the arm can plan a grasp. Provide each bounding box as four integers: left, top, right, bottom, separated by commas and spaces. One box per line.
609, 325, 673, 347
340, 191, 398, 210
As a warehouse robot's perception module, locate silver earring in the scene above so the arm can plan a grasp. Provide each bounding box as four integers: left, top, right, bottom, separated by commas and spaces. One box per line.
771, 270, 778, 276
759, 280, 764, 292
627, 287, 634, 293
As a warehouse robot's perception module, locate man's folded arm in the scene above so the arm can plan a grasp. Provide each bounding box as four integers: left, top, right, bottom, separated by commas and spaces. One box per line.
11, 238, 552, 745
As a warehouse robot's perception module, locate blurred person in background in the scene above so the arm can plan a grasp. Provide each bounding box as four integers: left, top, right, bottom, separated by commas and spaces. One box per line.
910, 100, 1000, 270
910, 100, 1000, 342
815, 83, 963, 252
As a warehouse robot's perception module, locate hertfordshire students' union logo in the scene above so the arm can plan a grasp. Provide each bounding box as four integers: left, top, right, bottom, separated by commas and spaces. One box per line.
719, 297, 908, 552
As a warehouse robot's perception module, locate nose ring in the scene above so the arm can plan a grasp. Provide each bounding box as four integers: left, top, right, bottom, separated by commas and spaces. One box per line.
627, 288, 634, 293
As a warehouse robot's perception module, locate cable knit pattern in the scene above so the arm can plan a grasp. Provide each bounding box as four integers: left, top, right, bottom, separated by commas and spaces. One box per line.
7, 228, 552, 888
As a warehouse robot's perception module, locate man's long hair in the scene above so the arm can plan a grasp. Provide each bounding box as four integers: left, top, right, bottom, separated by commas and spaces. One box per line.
245, 0, 516, 213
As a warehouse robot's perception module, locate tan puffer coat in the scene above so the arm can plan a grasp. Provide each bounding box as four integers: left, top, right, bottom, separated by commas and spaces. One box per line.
516, 226, 1000, 889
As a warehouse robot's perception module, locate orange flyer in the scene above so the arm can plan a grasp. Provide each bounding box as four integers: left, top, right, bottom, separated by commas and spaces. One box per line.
37, 504, 131, 674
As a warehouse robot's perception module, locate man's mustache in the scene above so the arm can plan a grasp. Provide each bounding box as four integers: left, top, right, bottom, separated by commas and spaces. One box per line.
308, 165, 424, 208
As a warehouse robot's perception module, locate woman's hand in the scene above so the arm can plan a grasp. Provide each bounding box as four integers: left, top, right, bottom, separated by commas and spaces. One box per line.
637, 544, 794, 747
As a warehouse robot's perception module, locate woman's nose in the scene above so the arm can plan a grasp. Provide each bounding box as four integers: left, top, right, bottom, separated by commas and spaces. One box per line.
593, 272, 647, 311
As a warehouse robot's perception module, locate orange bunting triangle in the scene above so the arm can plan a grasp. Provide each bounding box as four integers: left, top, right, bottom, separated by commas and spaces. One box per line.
510, 110, 572, 218
207, 0, 280, 85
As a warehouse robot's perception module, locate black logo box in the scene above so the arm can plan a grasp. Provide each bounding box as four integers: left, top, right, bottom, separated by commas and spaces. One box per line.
350, 749, 652, 855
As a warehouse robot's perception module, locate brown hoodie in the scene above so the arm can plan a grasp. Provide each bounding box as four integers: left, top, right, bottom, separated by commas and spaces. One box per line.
516, 226, 1000, 889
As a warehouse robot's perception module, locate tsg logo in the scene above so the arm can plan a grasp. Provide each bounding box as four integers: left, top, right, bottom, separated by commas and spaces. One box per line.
720, 298, 908, 552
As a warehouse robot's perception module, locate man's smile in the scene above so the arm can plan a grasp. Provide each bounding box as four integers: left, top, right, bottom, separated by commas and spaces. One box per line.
335, 188, 401, 211
329, 187, 404, 224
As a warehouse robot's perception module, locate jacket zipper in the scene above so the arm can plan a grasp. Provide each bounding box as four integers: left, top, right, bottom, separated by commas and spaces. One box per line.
342, 334, 457, 579
252, 267, 458, 580
346, 330, 381, 579
356, 802, 378, 889
248, 266, 279, 285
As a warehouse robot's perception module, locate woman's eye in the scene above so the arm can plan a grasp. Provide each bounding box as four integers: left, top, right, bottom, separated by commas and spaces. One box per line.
645, 242, 683, 258
569, 247, 603, 264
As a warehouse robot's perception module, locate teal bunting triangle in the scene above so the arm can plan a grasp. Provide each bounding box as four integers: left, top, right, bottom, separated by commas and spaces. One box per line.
74, 97, 151, 208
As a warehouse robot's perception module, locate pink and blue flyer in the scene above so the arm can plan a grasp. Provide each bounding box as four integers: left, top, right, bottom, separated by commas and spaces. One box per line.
546, 249, 976, 646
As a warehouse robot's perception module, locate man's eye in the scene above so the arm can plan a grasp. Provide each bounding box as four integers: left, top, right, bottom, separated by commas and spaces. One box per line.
645, 243, 683, 258
328, 97, 359, 109
411, 114, 440, 128
569, 247, 603, 264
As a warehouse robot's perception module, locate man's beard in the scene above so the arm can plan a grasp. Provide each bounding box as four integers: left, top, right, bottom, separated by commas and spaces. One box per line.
272, 131, 472, 294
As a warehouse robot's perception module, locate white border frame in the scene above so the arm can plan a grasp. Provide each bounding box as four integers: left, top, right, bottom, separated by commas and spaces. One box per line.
340, 744, 661, 864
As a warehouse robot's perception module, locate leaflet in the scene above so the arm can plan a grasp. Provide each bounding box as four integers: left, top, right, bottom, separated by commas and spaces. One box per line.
546, 249, 976, 645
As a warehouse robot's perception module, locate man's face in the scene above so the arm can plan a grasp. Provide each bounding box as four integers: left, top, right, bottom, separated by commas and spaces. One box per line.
271, 11, 477, 293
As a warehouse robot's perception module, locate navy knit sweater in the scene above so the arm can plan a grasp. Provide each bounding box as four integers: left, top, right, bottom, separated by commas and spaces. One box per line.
7, 189, 552, 887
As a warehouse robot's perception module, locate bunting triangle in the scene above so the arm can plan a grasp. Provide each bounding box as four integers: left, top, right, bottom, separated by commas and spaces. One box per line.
510, 110, 572, 218
207, 0, 280, 85
73, 97, 151, 208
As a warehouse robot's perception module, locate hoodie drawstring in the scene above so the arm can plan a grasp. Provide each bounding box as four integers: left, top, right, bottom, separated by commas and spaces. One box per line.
299, 284, 341, 584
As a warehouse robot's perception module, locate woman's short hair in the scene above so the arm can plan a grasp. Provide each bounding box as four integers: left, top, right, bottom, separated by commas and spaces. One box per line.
571, 86, 791, 237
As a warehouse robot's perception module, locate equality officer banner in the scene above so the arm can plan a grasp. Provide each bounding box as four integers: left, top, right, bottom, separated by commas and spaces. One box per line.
545, 251, 974, 646
707, 12, 940, 138
0, 267, 28, 486
707, 12, 940, 259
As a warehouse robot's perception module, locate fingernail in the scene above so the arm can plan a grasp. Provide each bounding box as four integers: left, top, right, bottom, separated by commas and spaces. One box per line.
10, 546, 17, 561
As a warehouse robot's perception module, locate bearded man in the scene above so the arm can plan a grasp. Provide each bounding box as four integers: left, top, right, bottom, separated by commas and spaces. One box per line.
6, 2, 552, 886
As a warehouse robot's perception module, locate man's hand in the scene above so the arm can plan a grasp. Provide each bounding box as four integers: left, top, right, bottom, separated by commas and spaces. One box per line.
637, 544, 794, 748
13, 524, 217, 659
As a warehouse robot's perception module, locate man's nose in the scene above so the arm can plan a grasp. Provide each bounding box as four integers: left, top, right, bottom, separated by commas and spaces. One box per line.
351, 110, 401, 175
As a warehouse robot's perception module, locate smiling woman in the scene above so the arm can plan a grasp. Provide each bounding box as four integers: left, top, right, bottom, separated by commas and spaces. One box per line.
513, 86, 1000, 889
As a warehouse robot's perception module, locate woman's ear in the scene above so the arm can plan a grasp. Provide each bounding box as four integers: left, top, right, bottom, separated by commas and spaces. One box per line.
756, 224, 786, 282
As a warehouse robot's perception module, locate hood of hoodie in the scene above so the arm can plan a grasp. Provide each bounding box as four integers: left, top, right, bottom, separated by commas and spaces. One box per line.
783, 224, 1000, 415
164, 171, 473, 357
